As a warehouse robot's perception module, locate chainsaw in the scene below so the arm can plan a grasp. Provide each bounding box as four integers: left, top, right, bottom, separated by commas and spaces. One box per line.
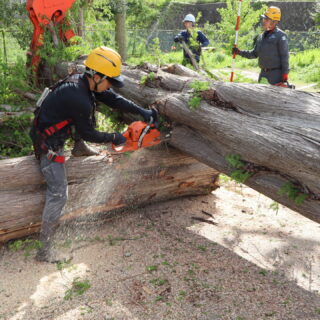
112, 115, 163, 153
275, 81, 295, 89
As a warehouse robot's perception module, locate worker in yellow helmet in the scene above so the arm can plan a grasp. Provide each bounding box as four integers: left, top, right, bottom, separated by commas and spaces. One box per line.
30, 47, 156, 263
232, 7, 289, 85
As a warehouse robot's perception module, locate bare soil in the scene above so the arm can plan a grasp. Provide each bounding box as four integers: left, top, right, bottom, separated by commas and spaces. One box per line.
0, 182, 319, 320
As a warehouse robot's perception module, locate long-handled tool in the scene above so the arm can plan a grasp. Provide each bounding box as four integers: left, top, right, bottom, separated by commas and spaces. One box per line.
230, 0, 243, 82
181, 40, 221, 80
180, 40, 200, 71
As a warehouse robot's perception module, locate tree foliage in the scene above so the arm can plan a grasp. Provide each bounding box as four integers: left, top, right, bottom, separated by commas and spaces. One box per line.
313, 1, 320, 29
205, 0, 267, 51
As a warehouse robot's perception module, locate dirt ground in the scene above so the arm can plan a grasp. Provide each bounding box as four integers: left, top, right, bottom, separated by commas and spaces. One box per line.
0, 181, 320, 320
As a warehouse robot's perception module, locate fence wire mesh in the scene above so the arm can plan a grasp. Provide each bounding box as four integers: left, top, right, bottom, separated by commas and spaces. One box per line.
1, 27, 319, 65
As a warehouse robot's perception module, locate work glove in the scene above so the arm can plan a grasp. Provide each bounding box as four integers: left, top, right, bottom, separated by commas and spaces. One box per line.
282, 73, 288, 82
139, 107, 158, 126
232, 47, 241, 55
112, 133, 126, 146
174, 35, 184, 43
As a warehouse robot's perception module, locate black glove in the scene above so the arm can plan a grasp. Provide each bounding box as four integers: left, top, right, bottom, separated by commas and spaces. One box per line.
232, 47, 241, 55
140, 108, 158, 126
112, 133, 126, 146
174, 35, 184, 43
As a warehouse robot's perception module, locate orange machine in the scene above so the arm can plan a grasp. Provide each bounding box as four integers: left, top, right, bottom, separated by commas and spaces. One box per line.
112, 121, 162, 153
26, 0, 76, 74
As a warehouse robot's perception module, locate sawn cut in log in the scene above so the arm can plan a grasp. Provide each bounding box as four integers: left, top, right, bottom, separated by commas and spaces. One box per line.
110, 63, 320, 223
0, 147, 218, 242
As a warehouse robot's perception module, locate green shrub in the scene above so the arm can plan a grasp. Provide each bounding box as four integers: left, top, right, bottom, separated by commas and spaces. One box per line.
204, 0, 267, 51
0, 114, 34, 158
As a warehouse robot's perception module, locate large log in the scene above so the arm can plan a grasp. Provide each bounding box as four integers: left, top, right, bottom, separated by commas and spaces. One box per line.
112, 64, 320, 223
0, 147, 218, 242
2, 61, 319, 242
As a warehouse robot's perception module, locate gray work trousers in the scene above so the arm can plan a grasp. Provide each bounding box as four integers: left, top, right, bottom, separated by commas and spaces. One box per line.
259, 69, 282, 85
39, 151, 68, 246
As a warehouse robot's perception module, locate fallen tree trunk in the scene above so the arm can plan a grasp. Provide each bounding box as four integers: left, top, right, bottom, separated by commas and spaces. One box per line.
2, 61, 319, 242
0, 147, 218, 242
112, 64, 320, 223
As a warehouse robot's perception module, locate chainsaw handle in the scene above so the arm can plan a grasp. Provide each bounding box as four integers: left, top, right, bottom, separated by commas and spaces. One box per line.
148, 108, 159, 128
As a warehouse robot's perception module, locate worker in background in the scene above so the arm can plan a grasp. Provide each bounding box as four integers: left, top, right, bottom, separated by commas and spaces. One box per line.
30, 46, 156, 263
174, 13, 209, 66
232, 7, 289, 85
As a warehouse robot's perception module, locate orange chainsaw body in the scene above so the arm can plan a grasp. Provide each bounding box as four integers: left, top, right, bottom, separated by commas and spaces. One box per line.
275, 81, 295, 89
112, 121, 161, 152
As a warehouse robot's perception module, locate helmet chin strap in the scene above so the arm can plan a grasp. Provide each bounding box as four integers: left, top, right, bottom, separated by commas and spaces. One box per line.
93, 74, 107, 91
85, 69, 107, 91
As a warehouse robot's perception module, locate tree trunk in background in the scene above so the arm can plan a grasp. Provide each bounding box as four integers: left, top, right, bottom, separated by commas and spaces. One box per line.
0, 147, 218, 242
78, 8, 84, 37
114, 0, 127, 61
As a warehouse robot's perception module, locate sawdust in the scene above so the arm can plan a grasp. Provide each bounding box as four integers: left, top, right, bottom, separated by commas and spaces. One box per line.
0, 181, 320, 320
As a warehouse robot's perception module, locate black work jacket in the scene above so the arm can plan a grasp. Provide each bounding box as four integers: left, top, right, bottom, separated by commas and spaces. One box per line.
38, 74, 143, 149
239, 27, 289, 74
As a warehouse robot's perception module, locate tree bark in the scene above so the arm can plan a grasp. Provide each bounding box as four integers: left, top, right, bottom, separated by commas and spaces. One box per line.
114, 0, 127, 61
0, 147, 218, 242
113, 64, 320, 223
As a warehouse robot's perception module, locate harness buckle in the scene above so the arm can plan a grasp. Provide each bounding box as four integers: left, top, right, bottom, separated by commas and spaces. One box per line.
47, 149, 57, 161
46, 149, 65, 163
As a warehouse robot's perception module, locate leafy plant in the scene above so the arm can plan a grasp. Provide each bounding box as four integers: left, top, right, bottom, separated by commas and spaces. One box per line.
189, 80, 210, 91
64, 278, 91, 300
56, 258, 73, 271
230, 170, 252, 184
206, 0, 267, 51
188, 95, 202, 110
225, 154, 253, 183
140, 71, 156, 85
0, 114, 34, 158
278, 182, 308, 205
188, 80, 210, 110
146, 265, 158, 272
8, 239, 43, 256
269, 201, 280, 214
225, 154, 244, 168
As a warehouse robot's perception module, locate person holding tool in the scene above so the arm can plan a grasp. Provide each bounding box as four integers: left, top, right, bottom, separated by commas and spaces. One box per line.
174, 13, 209, 66
30, 46, 157, 263
232, 6, 290, 86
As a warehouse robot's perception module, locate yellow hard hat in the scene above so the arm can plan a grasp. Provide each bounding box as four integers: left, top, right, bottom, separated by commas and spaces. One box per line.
84, 46, 124, 87
261, 6, 281, 21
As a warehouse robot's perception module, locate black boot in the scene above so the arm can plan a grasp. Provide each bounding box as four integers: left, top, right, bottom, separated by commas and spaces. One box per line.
71, 138, 100, 157
36, 223, 73, 263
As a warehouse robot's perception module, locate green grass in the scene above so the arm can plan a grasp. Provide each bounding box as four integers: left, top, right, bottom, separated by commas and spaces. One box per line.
64, 278, 91, 300
146, 265, 158, 273
289, 49, 320, 83
8, 239, 43, 256
128, 47, 320, 87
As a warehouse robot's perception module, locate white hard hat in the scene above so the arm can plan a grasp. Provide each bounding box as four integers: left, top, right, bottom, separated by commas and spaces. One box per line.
183, 14, 195, 23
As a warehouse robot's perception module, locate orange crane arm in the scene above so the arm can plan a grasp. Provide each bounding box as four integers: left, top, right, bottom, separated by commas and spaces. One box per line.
26, 0, 77, 75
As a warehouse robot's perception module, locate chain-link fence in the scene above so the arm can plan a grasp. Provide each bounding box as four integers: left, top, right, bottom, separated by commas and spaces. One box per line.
1, 27, 319, 65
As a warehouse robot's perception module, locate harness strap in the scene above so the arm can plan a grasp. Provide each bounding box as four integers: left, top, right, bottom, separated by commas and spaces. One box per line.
44, 119, 72, 137
47, 151, 65, 163
31, 73, 81, 163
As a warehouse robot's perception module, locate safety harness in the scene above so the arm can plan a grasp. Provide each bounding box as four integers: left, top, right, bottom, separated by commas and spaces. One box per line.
30, 75, 79, 163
